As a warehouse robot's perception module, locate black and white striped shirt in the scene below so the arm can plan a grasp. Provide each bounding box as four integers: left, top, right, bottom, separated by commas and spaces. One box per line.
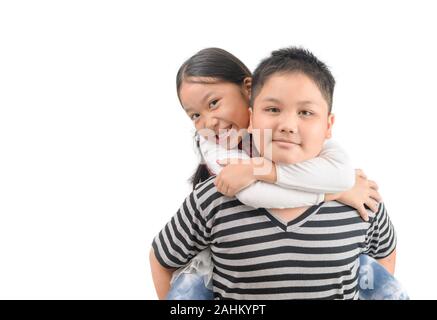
152, 176, 397, 300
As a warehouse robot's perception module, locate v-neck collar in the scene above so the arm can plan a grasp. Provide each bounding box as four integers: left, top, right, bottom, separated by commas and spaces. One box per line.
260, 202, 324, 231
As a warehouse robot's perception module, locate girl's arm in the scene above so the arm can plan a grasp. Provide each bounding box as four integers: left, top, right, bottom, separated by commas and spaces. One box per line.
215, 163, 381, 219
200, 135, 380, 216
200, 136, 354, 195
236, 180, 324, 209
199, 135, 324, 208
274, 140, 355, 194
198, 134, 250, 175
206, 138, 382, 219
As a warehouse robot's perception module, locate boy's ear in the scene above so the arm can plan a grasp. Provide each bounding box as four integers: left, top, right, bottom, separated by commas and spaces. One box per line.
326, 113, 335, 139
243, 77, 252, 98
247, 108, 253, 134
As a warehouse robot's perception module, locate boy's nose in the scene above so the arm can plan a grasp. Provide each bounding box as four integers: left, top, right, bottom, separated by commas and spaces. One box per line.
278, 114, 298, 134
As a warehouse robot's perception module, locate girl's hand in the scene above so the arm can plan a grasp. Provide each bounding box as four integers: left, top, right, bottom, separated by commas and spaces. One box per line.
327, 169, 382, 221
214, 158, 257, 197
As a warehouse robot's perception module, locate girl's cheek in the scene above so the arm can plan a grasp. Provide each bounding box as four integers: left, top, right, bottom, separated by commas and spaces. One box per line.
194, 121, 203, 131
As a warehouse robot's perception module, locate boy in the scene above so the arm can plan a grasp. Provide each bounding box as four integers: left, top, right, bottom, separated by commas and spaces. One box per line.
150, 47, 396, 299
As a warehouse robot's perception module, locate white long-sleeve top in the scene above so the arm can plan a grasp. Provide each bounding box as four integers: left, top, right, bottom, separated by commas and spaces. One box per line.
198, 133, 355, 209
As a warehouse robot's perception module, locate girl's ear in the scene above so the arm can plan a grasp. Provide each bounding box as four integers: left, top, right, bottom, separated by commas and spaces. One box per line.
243, 77, 252, 98
326, 113, 335, 139
247, 108, 253, 134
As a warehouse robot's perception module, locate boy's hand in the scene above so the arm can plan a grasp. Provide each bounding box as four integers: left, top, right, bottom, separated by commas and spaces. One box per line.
214, 158, 257, 197
327, 169, 382, 221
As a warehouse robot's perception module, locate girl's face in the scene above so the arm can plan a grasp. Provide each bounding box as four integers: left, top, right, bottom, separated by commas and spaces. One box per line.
179, 78, 251, 149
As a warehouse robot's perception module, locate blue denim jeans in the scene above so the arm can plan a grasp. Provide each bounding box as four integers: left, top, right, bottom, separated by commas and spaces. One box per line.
166, 255, 409, 300
358, 255, 409, 300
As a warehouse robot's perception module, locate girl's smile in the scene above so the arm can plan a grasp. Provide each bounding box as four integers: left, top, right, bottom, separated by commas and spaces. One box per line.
179, 78, 251, 149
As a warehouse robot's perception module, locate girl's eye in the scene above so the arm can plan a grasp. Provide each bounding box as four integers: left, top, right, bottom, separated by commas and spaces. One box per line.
265, 107, 280, 113
209, 99, 219, 109
299, 110, 313, 117
190, 113, 200, 121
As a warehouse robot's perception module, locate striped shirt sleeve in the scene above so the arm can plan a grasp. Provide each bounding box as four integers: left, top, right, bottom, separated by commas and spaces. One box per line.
363, 202, 397, 259
152, 189, 210, 269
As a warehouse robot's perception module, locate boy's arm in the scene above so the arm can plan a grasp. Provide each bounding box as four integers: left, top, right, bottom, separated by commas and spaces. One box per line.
376, 249, 396, 275
150, 189, 211, 299
363, 202, 397, 274
274, 140, 355, 194
150, 248, 176, 299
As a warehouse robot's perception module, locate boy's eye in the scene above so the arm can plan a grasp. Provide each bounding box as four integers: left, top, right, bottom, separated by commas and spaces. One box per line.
265, 107, 280, 113
299, 110, 313, 117
209, 99, 219, 109
190, 113, 200, 121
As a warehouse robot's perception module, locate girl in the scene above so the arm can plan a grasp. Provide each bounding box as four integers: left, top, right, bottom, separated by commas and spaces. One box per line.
163, 47, 408, 300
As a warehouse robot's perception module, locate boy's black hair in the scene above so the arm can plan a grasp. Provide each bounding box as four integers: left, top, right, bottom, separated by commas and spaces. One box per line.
176, 48, 252, 189
251, 47, 335, 112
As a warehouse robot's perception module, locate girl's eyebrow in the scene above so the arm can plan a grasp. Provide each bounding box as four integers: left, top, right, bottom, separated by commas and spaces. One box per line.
201, 91, 214, 104
183, 91, 216, 113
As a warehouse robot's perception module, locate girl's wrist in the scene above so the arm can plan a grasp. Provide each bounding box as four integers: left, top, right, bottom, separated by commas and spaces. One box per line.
325, 192, 342, 202
252, 157, 277, 184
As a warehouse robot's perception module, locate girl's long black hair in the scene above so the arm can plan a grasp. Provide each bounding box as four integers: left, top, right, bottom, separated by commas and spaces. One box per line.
176, 48, 251, 188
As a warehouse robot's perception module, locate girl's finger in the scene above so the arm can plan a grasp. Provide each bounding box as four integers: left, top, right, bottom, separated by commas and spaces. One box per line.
369, 189, 382, 202
217, 159, 232, 166
365, 199, 379, 213
216, 178, 224, 193
368, 180, 379, 190
223, 184, 230, 196
356, 169, 367, 179
357, 204, 369, 222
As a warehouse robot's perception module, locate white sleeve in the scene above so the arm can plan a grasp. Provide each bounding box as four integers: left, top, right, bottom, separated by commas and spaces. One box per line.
198, 134, 250, 175
236, 182, 324, 209
199, 134, 324, 209
275, 140, 355, 194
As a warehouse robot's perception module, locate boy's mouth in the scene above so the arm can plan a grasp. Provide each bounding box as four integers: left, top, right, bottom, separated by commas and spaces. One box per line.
272, 139, 301, 148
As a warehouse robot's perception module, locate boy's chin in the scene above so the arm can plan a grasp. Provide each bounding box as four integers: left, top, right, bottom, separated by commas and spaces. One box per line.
270, 152, 311, 165
273, 157, 302, 165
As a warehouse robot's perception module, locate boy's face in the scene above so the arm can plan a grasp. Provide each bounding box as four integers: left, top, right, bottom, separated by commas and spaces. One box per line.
249, 72, 334, 164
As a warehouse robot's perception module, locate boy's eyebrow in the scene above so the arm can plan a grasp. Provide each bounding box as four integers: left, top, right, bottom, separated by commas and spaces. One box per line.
297, 100, 316, 106
261, 97, 282, 104
259, 98, 321, 109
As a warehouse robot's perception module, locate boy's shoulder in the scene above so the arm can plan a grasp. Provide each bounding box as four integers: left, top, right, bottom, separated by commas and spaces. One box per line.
319, 200, 384, 223
193, 175, 216, 194
193, 176, 242, 215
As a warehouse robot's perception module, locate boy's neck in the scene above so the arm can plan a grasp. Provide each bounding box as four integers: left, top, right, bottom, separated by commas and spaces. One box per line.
268, 207, 310, 224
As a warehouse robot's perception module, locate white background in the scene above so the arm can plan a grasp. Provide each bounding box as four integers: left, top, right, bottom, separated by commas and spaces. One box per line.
0, 0, 436, 299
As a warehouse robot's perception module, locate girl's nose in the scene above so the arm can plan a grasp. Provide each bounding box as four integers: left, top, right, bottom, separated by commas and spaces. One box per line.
204, 115, 219, 131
